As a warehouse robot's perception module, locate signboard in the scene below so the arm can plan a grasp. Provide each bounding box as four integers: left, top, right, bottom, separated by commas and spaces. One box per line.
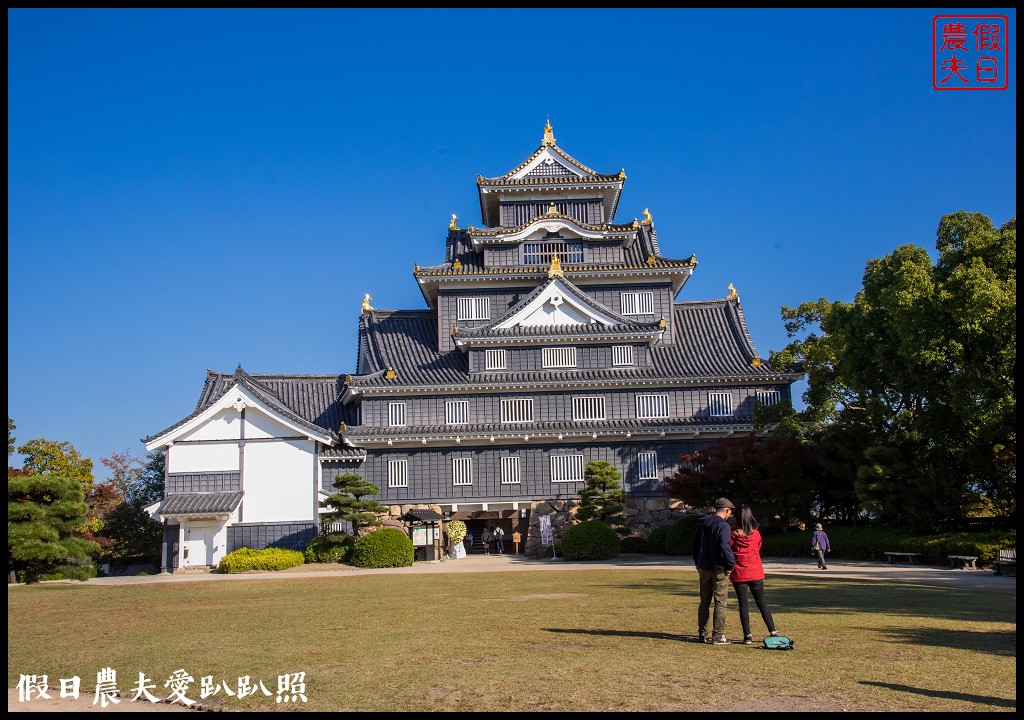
412, 527, 429, 547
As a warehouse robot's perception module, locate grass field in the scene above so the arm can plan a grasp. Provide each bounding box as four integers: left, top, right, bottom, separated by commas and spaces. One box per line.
7, 569, 1016, 712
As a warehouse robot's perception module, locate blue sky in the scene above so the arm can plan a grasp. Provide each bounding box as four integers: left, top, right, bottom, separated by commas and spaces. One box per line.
8, 8, 1017, 481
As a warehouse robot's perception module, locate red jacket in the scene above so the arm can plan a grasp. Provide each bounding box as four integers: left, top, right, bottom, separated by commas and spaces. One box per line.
730, 528, 765, 583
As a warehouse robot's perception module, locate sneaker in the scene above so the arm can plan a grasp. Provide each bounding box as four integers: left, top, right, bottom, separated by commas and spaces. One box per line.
711, 635, 731, 645
743, 635, 753, 645
769, 631, 779, 636
698, 631, 709, 644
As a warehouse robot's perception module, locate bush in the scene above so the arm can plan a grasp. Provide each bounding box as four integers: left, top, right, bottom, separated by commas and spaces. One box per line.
351, 528, 414, 568
620, 536, 650, 553
217, 547, 304, 573
304, 533, 355, 564
648, 525, 669, 553
664, 515, 700, 555
561, 520, 621, 561
41, 563, 98, 581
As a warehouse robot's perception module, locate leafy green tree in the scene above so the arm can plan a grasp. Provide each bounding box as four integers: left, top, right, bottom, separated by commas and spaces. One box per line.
321, 473, 387, 538
8, 418, 15, 455
576, 461, 628, 535
101, 502, 162, 561
17, 439, 94, 495
127, 450, 165, 509
8, 474, 100, 584
771, 212, 1015, 528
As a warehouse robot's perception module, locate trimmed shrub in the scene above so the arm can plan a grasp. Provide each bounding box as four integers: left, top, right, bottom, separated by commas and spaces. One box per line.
665, 515, 700, 555
620, 536, 650, 553
561, 520, 621, 561
41, 563, 98, 581
218, 547, 304, 573
304, 533, 355, 564
351, 528, 414, 569
648, 525, 670, 553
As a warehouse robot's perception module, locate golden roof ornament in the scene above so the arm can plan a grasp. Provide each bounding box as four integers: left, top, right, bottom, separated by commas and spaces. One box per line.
546, 202, 558, 215
751, 357, 762, 368
689, 254, 698, 265
646, 253, 658, 265
727, 283, 738, 300
385, 367, 397, 380
632, 219, 640, 229
641, 208, 654, 225
344, 374, 352, 383
449, 213, 460, 230
452, 258, 463, 271
361, 293, 374, 312
451, 324, 458, 336
338, 421, 347, 433
542, 117, 556, 147
658, 317, 667, 329
548, 254, 564, 278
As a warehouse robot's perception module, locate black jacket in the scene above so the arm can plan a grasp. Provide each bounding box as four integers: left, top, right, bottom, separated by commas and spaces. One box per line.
692, 513, 736, 573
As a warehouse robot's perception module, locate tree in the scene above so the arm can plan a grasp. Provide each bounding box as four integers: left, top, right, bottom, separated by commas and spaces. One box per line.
126, 451, 165, 509
321, 473, 387, 538
576, 461, 628, 535
8, 474, 100, 584
100, 450, 144, 502
771, 212, 1016, 528
101, 502, 162, 561
8, 417, 15, 455
17, 439, 94, 495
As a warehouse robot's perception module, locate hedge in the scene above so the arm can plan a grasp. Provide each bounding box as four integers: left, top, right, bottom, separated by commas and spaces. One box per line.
217, 547, 304, 573
351, 528, 414, 568
304, 533, 355, 564
561, 520, 621, 561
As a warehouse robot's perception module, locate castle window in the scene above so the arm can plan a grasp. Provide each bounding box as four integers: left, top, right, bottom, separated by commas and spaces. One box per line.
388, 402, 406, 427
452, 457, 473, 486
446, 400, 469, 425
638, 452, 658, 480
636, 394, 669, 419
457, 297, 490, 321
709, 392, 734, 417
388, 460, 408, 488
522, 241, 585, 265
501, 456, 521, 485
621, 291, 655, 315
756, 390, 781, 407
501, 398, 534, 423
612, 345, 634, 366
542, 346, 577, 369
572, 396, 606, 421
485, 349, 507, 371
550, 454, 585, 483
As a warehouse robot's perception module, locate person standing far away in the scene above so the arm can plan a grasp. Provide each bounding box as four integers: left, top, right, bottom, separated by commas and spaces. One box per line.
482, 527, 492, 555
465, 530, 474, 554
811, 523, 831, 569
692, 498, 737, 645
729, 505, 780, 645
494, 525, 505, 554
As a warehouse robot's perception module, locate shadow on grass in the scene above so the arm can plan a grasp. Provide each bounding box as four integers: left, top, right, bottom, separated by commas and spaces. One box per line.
543, 627, 700, 643
880, 626, 1017, 658
859, 681, 1016, 709
603, 576, 1017, 627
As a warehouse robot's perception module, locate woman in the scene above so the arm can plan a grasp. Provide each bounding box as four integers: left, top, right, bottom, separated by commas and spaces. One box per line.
729, 505, 780, 645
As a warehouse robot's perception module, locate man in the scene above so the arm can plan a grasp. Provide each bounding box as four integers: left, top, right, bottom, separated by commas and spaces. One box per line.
494, 525, 505, 554
692, 497, 737, 645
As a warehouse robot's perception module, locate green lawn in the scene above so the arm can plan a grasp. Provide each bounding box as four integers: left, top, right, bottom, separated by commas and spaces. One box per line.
7, 569, 1016, 712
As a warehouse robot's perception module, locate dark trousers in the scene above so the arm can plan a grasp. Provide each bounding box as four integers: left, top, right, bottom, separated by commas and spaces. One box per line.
495, 535, 504, 553
731, 579, 776, 638
697, 568, 730, 636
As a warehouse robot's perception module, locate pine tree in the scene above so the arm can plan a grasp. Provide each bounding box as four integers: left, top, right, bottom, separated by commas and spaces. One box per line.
8, 474, 100, 584
322, 473, 387, 538
576, 461, 629, 535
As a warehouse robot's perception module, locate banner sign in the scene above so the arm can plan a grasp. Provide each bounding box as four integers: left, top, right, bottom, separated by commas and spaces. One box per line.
539, 514, 553, 546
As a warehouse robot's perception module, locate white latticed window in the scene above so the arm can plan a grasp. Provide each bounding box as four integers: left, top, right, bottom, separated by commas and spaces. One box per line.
709, 392, 734, 417
636, 394, 669, 419
485, 349, 506, 370
621, 291, 654, 315
612, 345, 634, 366
756, 390, 781, 407
452, 457, 473, 486
446, 400, 469, 425
388, 460, 408, 488
501, 398, 534, 423
573, 396, 606, 421
638, 452, 658, 480
457, 297, 490, 321
550, 454, 585, 483
522, 241, 584, 265
501, 456, 521, 485
542, 346, 576, 369
388, 402, 406, 427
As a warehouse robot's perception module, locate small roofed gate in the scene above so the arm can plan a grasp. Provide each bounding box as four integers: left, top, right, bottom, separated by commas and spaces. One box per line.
404, 508, 444, 561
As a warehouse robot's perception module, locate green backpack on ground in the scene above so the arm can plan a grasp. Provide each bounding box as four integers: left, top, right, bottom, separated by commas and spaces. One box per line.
763, 635, 794, 650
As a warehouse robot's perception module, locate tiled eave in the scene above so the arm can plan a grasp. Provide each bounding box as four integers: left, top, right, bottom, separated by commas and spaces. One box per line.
342, 372, 803, 400
452, 329, 664, 350
413, 259, 696, 279
345, 420, 757, 448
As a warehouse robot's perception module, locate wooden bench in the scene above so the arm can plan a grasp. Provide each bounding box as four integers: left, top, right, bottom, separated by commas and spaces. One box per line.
947, 555, 978, 569
884, 552, 923, 564
992, 549, 1016, 576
